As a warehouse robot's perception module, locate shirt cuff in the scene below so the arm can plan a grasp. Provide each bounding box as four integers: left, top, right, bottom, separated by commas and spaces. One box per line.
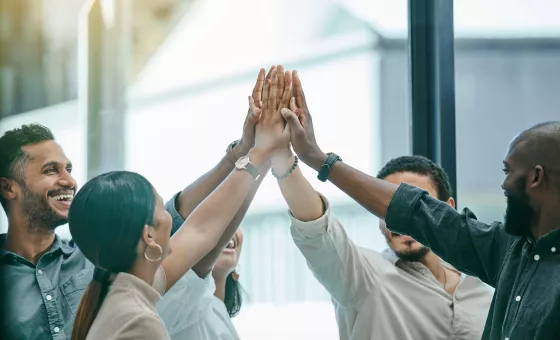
165, 192, 185, 236
289, 193, 331, 240
385, 182, 426, 235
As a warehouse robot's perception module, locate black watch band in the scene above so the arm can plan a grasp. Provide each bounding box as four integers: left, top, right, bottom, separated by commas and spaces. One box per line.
317, 152, 341, 182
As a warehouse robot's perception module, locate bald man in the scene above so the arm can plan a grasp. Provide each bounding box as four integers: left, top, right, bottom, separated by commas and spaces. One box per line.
281, 78, 560, 340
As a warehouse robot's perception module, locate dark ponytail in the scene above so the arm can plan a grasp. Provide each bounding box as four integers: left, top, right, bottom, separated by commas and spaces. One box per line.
71, 276, 110, 340
223, 272, 243, 317
68, 171, 156, 340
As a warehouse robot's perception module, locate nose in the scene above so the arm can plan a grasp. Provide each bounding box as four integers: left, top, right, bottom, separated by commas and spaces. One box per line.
58, 170, 77, 189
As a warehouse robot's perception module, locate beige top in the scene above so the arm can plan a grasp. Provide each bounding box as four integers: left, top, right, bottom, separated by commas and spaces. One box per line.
290, 195, 494, 340
86, 271, 169, 340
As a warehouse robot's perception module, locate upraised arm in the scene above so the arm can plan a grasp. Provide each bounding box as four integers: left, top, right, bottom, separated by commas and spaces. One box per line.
160, 68, 290, 290
280, 72, 514, 285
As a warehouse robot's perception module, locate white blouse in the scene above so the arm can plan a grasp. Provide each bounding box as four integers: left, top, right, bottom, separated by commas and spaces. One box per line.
157, 270, 240, 340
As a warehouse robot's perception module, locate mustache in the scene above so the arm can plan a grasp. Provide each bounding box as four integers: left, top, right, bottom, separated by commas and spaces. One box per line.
47, 187, 76, 196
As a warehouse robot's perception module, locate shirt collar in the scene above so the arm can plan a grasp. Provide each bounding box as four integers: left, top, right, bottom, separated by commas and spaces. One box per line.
529, 228, 560, 254
0, 233, 75, 261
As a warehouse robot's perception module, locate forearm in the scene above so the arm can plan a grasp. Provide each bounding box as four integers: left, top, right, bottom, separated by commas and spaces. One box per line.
162, 149, 267, 289
304, 151, 398, 219
272, 150, 323, 222
192, 167, 268, 277
175, 143, 246, 220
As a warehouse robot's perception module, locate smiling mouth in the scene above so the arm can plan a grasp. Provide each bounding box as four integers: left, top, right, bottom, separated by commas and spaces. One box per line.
48, 190, 75, 205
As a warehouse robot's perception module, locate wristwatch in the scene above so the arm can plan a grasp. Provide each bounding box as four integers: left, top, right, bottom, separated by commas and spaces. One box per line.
235, 155, 260, 180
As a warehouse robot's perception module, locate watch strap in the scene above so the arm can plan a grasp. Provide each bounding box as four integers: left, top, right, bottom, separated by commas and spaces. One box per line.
317, 152, 341, 182
245, 162, 260, 180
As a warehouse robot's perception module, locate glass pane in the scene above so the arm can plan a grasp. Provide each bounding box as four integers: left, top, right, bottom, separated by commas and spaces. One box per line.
454, 0, 560, 220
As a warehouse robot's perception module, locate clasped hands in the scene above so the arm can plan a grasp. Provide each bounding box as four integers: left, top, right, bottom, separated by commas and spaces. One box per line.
234, 65, 326, 174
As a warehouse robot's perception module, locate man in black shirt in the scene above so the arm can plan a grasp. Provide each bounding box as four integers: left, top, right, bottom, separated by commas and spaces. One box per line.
281, 71, 560, 340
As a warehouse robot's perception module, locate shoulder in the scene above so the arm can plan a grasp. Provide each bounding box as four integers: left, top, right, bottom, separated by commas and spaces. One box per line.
118, 313, 169, 340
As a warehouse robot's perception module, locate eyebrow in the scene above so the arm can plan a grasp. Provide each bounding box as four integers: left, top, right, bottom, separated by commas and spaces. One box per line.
41, 161, 72, 170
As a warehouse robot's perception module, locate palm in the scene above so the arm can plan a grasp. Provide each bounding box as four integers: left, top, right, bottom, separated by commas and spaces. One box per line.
254, 66, 293, 154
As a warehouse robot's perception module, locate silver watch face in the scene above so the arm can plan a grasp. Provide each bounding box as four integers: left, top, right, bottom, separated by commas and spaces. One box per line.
235, 155, 250, 169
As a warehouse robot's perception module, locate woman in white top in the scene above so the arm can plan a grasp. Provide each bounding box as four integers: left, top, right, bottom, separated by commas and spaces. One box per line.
159, 230, 245, 340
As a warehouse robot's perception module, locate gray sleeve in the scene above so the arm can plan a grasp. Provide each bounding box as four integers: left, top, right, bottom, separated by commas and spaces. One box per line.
385, 183, 515, 286
164, 192, 185, 236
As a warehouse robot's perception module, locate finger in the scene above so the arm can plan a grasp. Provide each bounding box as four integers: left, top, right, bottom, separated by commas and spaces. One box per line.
252, 69, 266, 102
277, 65, 285, 101
282, 119, 291, 138
281, 108, 304, 133
280, 72, 293, 109
293, 71, 308, 111
289, 96, 299, 113
268, 69, 278, 110
265, 65, 275, 82
248, 96, 258, 117
262, 66, 276, 105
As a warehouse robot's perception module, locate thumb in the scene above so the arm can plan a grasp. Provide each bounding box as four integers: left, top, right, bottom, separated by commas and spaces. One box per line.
281, 108, 304, 133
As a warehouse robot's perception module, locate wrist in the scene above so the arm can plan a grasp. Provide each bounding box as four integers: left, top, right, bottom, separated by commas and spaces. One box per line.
271, 151, 296, 176
234, 141, 251, 157
301, 148, 328, 171
247, 147, 270, 171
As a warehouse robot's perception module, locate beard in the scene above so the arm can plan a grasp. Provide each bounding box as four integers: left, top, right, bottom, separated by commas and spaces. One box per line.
504, 178, 534, 237
394, 246, 430, 262
382, 228, 430, 262
20, 184, 67, 230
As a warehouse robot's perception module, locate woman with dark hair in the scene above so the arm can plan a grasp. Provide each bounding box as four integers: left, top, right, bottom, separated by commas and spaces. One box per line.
213, 229, 244, 318
68, 78, 286, 340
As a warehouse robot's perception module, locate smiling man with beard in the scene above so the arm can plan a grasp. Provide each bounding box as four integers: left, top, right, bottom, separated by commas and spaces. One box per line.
278, 80, 560, 340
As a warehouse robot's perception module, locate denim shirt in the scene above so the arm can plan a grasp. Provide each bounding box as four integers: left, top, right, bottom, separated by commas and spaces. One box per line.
0, 194, 183, 340
386, 183, 560, 340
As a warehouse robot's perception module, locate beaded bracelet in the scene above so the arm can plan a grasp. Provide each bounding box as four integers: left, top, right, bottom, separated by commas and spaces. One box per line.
271, 156, 299, 180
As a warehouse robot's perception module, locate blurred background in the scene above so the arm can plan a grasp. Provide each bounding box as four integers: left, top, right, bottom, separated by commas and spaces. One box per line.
1, 0, 559, 338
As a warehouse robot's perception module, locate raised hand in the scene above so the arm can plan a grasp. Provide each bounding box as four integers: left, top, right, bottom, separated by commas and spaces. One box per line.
235, 67, 271, 157
253, 67, 293, 157
280, 71, 325, 165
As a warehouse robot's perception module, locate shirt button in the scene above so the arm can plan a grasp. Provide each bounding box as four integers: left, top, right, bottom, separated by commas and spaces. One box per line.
515, 295, 521, 302
552, 247, 556, 253
54, 327, 60, 333
46, 295, 53, 301
534, 254, 540, 261
38, 269, 43, 275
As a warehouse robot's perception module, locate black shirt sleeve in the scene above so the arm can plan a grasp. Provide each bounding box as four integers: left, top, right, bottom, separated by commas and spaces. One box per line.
385, 183, 516, 287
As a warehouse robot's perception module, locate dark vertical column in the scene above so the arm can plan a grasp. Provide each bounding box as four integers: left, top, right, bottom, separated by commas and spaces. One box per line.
408, 0, 457, 201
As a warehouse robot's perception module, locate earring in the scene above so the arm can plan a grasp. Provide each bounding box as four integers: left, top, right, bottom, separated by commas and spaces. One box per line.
231, 264, 241, 281
144, 244, 163, 262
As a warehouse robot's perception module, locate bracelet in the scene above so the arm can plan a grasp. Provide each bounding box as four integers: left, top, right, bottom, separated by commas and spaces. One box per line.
225, 140, 240, 164
317, 152, 341, 182
271, 156, 299, 180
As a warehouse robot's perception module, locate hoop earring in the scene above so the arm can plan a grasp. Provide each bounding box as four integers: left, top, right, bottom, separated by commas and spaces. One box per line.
144, 244, 163, 262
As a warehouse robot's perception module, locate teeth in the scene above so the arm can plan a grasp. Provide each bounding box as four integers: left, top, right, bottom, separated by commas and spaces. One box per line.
52, 194, 74, 201
227, 240, 235, 248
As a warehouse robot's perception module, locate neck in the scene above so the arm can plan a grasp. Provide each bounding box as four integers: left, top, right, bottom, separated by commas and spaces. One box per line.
419, 251, 444, 280
531, 209, 560, 240
129, 260, 159, 286
4, 214, 56, 264
212, 270, 229, 302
